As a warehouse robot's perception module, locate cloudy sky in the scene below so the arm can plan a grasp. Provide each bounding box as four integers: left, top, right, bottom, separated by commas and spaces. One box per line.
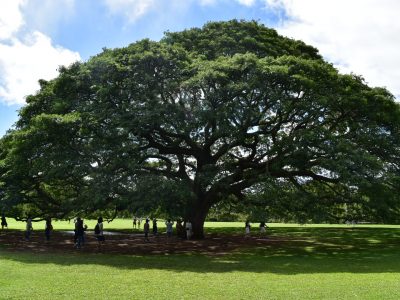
1, 0, 399, 136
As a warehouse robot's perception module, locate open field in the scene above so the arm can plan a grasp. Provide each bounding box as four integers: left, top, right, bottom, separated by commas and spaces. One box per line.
1, 221, 400, 299
3, 218, 400, 231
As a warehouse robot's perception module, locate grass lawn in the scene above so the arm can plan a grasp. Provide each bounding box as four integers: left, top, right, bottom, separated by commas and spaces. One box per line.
1, 221, 400, 299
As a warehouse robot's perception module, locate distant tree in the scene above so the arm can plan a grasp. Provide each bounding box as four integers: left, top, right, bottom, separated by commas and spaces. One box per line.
1, 20, 399, 236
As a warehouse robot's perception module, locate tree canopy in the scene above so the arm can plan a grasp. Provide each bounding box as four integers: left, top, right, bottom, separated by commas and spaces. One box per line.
1, 20, 399, 237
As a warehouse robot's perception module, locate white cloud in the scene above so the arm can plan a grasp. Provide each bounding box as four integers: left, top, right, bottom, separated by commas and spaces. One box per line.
0, 0, 80, 105
103, 0, 156, 23
0, 32, 80, 105
236, 0, 256, 6
265, 0, 400, 98
0, 0, 26, 40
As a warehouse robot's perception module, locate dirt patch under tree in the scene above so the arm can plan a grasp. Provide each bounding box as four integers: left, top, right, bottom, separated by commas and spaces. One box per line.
0, 230, 287, 255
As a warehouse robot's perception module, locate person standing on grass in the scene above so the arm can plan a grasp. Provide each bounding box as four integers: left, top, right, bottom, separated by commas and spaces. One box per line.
144, 218, 150, 242
133, 216, 137, 229
152, 218, 158, 236
245, 220, 251, 237
176, 219, 184, 239
185, 220, 193, 240
165, 219, 174, 238
73, 218, 78, 244
25, 216, 33, 241
44, 218, 53, 241
75, 217, 84, 248
259, 221, 267, 236
95, 217, 105, 248
81, 219, 88, 246
1, 214, 7, 229
138, 217, 142, 229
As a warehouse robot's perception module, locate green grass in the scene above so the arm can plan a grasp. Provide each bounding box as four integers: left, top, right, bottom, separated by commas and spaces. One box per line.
1, 222, 400, 299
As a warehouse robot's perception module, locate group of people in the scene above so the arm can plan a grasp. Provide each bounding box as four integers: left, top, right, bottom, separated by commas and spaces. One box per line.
18, 216, 55, 242
167, 219, 193, 240
132, 216, 143, 229
245, 221, 268, 237
20, 216, 105, 248
9, 214, 269, 246
73, 217, 105, 249
23, 217, 57, 242
143, 219, 268, 240
22, 216, 66, 242
140, 218, 193, 241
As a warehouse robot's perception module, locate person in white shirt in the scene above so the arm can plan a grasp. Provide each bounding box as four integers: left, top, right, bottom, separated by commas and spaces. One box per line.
245, 221, 251, 237
95, 216, 105, 248
165, 219, 174, 238
259, 221, 268, 237
185, 221, 193, 240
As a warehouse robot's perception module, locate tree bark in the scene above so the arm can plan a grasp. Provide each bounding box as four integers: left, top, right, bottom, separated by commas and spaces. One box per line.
186, 201, 210, 239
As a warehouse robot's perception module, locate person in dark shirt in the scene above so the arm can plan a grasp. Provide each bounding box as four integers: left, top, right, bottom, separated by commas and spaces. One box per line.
45, 218, 53, 241
74, 217, 84, 249
1, 214, 7, 229
144, 219, 150, 242
152, 218, 158, 236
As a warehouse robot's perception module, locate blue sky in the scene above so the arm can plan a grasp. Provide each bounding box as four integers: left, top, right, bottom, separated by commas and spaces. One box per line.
1, 0, 399, 136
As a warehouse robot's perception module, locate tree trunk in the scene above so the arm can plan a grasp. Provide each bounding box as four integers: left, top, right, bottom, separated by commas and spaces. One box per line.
187, 202, 210, 239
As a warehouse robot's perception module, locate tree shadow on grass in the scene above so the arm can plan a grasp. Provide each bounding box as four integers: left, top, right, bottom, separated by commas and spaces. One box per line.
1, 227, 400, 275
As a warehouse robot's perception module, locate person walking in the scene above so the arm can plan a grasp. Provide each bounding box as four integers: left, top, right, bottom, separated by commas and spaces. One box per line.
44, 218, 53, 241
144, 218, 150, 242
165, 219, 174, 238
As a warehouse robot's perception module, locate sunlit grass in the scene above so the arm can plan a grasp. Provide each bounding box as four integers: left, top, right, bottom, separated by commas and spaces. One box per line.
1, 252, 399, 299
1, 221, 400, 299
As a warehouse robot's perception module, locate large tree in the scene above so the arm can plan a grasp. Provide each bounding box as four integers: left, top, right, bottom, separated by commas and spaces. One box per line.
1, 20, 399, 237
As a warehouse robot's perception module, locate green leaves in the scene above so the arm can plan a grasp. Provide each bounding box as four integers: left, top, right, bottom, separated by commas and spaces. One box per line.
1, 20, 399, 226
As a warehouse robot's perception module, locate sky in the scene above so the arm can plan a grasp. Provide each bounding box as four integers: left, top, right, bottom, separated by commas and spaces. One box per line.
1, 0, 399, 136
